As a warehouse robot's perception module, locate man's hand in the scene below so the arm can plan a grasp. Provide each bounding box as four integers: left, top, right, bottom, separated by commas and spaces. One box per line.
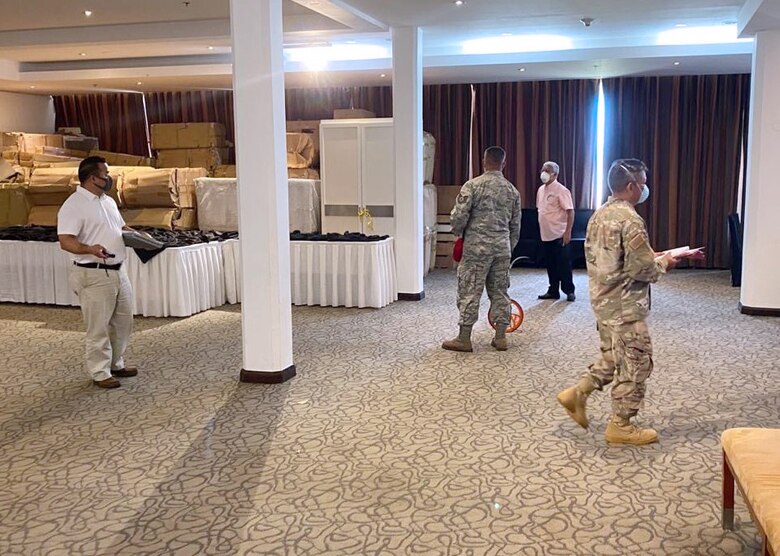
87, 244, 111, 259
660, 252, 678, 269
562, 231, 572, 246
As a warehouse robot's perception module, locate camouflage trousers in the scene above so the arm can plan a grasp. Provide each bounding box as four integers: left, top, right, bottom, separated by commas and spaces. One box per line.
583, 319, 653, 419
456, 255, 511, 328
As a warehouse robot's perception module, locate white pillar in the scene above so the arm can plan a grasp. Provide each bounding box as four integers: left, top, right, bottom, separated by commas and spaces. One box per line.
392, 26, 425, 300
741, 29, 780, 315
230, 0, 295, 380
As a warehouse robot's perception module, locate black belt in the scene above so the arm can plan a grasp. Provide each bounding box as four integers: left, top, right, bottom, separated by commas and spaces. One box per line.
74, 262, 123, 271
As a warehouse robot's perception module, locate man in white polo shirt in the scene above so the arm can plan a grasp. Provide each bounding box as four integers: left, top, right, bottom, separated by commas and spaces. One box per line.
58, 156, 137, 388
536, 160, 576, 302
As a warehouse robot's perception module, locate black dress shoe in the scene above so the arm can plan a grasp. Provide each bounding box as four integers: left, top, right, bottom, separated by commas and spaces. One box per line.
538, 292, 560, 300
111, 367, 138, 377
566, 293, 576, 302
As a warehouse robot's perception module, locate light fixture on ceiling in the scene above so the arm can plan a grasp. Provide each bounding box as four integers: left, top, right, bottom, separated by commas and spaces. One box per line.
454, 0, 464, 5
207, 46, 215, 50
518, 67, 526, 72
580, 17, 594, 28
84, 10, 92, 17
462, 34, 572, 54
79, 52, 86, 56
380, 73, 386, 78
673, 61, 681, 66
29, 85, 36, 89
136, 81, 143, 85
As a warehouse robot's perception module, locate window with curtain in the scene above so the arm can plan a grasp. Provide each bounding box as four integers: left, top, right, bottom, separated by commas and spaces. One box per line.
472, 80, 600, 208
602, 74, 751, 268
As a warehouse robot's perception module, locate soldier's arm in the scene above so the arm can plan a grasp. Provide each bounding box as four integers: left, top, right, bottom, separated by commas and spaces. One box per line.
623, 219, 669, 283
509, 193, 521, 250
450, 182, 474, 237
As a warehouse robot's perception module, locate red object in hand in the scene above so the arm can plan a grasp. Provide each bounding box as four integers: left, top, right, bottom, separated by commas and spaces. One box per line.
453, 237, 464, 262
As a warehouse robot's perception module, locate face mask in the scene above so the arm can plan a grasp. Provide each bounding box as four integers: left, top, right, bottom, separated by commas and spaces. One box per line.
96, 175, 113, 193
540, 171, 551, 184
637, 183, 650, 204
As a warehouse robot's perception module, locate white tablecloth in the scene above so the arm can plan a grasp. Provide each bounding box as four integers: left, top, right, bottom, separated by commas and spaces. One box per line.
0, 240, 225, 317
288, 179, 321, 233
223, 238, 397, 308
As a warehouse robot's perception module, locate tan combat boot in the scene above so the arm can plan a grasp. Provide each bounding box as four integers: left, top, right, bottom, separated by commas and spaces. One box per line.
556, 377, 595, 429
605, 416, 658, 445
491, 329, 508, 351
442, 325, 473, 352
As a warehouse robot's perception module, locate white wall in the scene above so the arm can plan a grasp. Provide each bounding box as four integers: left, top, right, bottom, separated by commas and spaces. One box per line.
0, 91, 55, 133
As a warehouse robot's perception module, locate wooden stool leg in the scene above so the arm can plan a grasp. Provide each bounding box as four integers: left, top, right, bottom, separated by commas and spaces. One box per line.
722, 450, 735, 530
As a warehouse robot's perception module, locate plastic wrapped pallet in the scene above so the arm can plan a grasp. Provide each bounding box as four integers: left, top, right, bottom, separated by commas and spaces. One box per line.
30, 166, 126, 206
194, 177, 237, 232
157, 148, 227, 173
286, 133, 316, 169
150, 123, 226, 149
121, 207, 197, 230
423, 131, 436, 184
120, 167, 206, 209
27, 184, 75, 206
0, 184, 30, 227
27, 205, 60, 227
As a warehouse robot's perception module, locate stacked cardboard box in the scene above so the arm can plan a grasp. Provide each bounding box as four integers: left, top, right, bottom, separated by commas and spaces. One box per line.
151, 123, 229, 175
0, 183, 30, 227
90, 149, 153, 168
119, 167, 206, 230
435, 185, 461, 269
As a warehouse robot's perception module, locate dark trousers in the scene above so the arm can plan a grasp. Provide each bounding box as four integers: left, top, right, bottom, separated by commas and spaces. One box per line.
542, 239, 574, 295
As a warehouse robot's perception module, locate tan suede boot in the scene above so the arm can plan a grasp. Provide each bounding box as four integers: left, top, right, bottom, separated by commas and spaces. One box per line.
442, 325, 473, 352
605, 416, 658, 445
556, 377, 595, 429
491, 329, 508, 351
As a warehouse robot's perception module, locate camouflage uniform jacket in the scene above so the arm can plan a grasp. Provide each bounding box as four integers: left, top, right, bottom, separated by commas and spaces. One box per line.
585, 197, 669, 325
450, 171, 521, 257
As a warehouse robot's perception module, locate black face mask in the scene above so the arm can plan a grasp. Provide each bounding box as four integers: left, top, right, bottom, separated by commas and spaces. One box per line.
95, 175, 113, 193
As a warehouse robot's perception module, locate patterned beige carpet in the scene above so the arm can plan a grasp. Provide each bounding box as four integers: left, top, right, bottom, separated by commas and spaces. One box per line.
0, 268, 777, 555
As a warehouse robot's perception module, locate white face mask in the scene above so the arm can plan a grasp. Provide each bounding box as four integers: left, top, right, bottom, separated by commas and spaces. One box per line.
540, 171, 551, 184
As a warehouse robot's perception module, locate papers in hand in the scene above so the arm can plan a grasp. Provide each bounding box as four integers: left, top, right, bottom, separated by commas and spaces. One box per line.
122, 230, 164, 250
666, 245, 704, 258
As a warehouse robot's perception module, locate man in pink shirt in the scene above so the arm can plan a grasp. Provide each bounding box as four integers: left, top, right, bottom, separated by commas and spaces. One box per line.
536, 161, 575, 302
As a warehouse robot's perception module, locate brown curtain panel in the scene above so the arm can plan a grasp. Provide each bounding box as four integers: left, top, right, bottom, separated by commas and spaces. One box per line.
53, 94, 148, 156
473, 80, 599, 208
602, 74, 751, 268
285, 87, 353, 121
422, 84, 473, 185
144, 90, 235, 144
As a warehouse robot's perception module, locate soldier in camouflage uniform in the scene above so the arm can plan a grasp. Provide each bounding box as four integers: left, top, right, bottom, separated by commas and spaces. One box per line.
442, 146, 521, 352
557, 158, 679, 445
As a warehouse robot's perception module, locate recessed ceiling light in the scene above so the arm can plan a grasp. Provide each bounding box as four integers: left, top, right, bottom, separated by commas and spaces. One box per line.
29, 85, 36, 89
380, 73, 386, 78
673, 61, 681, 66
207, 46, 214, 50
136, 81, 143, 85
79, 52, 86, 56
518, 67, 526, 72
84, 10, 92, 17
675, 23, 687, 28
454, 0, 464, 5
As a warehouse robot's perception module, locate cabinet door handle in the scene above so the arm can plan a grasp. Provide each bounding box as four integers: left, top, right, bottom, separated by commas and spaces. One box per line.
357, 206, 374, 232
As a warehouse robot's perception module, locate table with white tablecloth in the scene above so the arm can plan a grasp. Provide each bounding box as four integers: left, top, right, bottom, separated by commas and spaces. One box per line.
223, 238, 397, 309
0, 240, 226, 317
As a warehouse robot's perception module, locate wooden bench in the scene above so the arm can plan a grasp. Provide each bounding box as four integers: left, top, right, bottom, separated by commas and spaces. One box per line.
722, 428, 780, 556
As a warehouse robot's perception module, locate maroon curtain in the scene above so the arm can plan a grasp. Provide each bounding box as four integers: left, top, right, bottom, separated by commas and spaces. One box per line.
284, 88, 353, 121
423, 84, 473, 185
53, 94, 148, 156
602, 74, 751, 268
351, 86, 393, 117
472, 80, 599, 208
144, 91, 235, 144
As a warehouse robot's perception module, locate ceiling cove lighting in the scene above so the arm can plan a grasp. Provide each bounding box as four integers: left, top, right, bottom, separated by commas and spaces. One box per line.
657, 24, 752, 45
462, 34, 572, 55
284, 44, 390, 71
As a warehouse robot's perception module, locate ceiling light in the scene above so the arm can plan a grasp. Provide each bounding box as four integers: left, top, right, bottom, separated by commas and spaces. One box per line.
518, 67, 526, 72
207, 46, 214, 50
84, 10, 92, 17
462, 34, 572, 55
136, 81, 143, 85
29, 85, 36, 89
673, 61, 681, 66
658, 24, 752, 45
454, 0, 464, 5
380, 73, 386, 78
79, 52, 86, 56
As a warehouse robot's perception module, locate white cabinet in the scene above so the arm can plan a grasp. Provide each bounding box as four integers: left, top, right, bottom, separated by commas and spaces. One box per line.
320, 118, 395, 237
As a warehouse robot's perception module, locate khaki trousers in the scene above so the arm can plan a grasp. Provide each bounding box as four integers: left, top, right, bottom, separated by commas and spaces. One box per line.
69, 266, 133, 382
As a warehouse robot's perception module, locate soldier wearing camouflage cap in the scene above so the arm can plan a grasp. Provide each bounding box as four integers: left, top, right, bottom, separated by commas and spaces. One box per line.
442, 146, 521, 352
557, 158, 679, 445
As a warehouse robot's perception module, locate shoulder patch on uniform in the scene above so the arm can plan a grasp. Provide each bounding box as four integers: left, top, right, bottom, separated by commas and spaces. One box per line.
457, 193, 470, 204
627, 229, 648, 250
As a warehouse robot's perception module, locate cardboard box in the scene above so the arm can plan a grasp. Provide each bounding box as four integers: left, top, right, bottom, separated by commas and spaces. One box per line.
62, 136, 98, 152
1, 133, 63, 154
32, 153, 82, 167
437, 185, 462, 215
27, 184, 75, 206
2, 149, 19, 165
57, 127, 82, 135
27, 205, 60, 227
120, 167, 207, 209
287, 167, 320, 179
287, 121, 320, 165
0, 184, 30, 227
90, 149, 153, 167
151, 123, 226, 149
212, 165, 236, 178
434, 254, 455, 270
120, 207, 197, 230
286, 133, 316, 169
157, 148, 228, 172
333, 109, 376, 119
30, 166, 125, 205
36, 146, 89, 158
